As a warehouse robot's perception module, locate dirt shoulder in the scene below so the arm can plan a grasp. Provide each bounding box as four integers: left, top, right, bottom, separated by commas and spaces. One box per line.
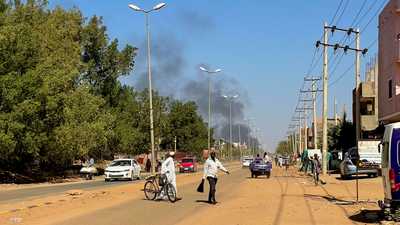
0, 163, 241, 225
176, 167, 384, 225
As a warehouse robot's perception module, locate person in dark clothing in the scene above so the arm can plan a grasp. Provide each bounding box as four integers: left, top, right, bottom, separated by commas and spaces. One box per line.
145, 158, 151, 172
255, 154, 262, 161
312, 154, 321, 185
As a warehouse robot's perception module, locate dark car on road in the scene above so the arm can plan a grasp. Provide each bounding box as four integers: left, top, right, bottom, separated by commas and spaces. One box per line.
250, 159, 272, 178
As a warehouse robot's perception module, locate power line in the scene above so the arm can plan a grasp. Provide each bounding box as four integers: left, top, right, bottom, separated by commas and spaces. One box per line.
333, 0, 350, 26
350, 0, 368, 27
353, 0, 379, 28
329, 0, 344, 25
360, 0, 387, 33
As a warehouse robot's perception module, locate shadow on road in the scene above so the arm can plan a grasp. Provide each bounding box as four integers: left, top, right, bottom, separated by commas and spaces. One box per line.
304, 194, 357, 205
335, 176, 374, 181
245, 177, 271, 179
348, 210, 383, 224
195, 200, 212, 204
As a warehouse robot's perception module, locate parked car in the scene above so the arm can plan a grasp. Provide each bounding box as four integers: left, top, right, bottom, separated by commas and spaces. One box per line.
242, 156, 253, 167
178, 157, 197, 173
339, 153, 379, 179
104, 159, 141, 182
250, 159, 272, 178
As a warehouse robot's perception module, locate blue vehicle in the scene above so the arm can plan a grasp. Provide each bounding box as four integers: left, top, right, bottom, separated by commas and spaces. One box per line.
379, 123, 400, 221
249, 159, 272, 178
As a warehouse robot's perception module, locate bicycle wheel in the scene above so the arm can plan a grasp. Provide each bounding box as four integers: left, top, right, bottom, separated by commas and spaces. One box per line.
144, 181, 157, 200
166, 183, 177, 203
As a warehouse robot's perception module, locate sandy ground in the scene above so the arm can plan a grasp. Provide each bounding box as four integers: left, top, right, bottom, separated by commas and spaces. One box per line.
176, 168, 384, 225
0, 164, 387, 225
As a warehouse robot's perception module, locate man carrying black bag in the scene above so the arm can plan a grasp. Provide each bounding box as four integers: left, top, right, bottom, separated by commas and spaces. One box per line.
201, 152, 229, 204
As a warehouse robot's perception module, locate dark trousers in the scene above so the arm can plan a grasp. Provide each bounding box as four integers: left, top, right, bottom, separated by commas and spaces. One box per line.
207, 177, 218, 203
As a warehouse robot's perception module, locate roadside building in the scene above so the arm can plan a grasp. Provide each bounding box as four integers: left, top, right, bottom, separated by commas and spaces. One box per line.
353, 58, 380, 139
311, 117, 339, 149
379, 0, 400, 123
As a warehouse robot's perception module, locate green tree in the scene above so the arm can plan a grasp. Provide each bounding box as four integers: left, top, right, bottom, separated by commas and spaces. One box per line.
275, 140, 292, 156
80, 16, 137, 107
161, 101, 208, 157
328, 112, 355, 151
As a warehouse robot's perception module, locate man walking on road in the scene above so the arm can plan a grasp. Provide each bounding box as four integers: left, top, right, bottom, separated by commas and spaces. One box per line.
203, 152, 229, 204
312, 154, 321, 185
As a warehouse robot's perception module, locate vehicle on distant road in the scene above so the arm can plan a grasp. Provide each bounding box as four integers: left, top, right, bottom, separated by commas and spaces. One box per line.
80, 165, 98, 180
178, 157, 197, 173
242, 156, 253, 167
250, 159, 272, 178
104, 159, 141, 182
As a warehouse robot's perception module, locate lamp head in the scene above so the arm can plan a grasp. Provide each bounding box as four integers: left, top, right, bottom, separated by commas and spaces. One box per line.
128, 4, 142, 11
153, 2, 166, 11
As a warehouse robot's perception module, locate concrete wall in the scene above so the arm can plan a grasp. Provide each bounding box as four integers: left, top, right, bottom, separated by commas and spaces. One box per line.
379, 0, 400, 123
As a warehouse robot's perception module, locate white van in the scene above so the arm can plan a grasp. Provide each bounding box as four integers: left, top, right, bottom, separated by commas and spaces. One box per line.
379, 122, 400, 221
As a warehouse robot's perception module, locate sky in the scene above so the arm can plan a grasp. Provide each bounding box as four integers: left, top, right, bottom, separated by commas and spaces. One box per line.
49, 0, 385, 151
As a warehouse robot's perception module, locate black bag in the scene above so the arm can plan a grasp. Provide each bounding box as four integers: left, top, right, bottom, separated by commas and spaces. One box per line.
159, 174, 167, 186
197, 179, 204, 193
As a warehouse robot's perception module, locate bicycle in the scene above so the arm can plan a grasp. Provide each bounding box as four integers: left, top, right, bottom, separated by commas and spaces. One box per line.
143, 173, 177, 203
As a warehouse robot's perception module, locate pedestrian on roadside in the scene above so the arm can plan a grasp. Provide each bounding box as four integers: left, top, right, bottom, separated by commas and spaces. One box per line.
203, 151, 229, 204
278, 157, 283, 167
312, 154, 321, 185
308, 156, 314, 175
263, 152, 270, 163
145, 158, 151, 172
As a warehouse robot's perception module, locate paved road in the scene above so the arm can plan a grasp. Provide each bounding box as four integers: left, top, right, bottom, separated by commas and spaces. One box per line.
0, 179, 139, 204
56, 168, 249, 225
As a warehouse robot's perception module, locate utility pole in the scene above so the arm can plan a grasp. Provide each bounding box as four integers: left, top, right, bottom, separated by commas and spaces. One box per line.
334, 97, 338, 126
229, 100, 232, 160
303, 102, 308, 151
322, 22, 329, 175
238, 123, 242, 159
316, 24, 368, 175
174, 136, 177, 152
303, 77, 321, 150
247, 120, 251, 156
312, 80, 318, 149
355, 29, 361, 145
299, 117, 302, 154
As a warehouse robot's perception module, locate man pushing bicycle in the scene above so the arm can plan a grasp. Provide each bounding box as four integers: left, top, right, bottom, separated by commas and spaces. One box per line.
158, 151, 177, 200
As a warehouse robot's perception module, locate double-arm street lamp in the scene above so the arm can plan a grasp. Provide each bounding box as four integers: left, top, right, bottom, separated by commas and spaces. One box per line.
128, 2, 166, 174
223, 94, 239, 160
199, 66, 222, 152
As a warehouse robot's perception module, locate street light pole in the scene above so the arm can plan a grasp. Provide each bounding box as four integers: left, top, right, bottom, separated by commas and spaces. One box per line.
223, 95, 239, 160
128, 2, 166, 174
238, 123, 242, 159
200, 66, 222, 152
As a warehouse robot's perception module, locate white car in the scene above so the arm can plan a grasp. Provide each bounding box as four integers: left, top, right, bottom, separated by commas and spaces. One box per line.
104, 159, 141, 182
242, 157, 253, 167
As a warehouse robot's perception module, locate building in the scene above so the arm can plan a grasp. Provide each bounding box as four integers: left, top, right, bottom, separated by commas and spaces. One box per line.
310, 117, 339, 149
379, 0, 400, 123
353, 58, 380, 139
